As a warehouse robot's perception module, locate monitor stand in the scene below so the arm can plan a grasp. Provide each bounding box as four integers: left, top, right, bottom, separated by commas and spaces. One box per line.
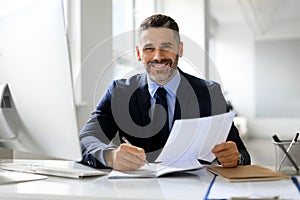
0, 84, 47, 184
0, 169, 47, 184
0, 83, 19, 143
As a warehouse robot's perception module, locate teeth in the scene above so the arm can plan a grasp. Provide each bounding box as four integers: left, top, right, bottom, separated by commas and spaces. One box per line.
153, 64, 167, 68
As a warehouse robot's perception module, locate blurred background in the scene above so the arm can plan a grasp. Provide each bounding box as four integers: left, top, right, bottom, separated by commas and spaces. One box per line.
1, 0, 300, 165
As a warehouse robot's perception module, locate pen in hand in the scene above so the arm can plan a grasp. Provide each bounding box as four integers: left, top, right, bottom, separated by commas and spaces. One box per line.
121, 136, 150, 166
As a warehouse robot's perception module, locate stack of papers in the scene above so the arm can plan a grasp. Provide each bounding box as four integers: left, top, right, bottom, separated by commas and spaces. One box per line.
206, 175, 299, 199
206, 165, 300, 199
156, 111, 236, 163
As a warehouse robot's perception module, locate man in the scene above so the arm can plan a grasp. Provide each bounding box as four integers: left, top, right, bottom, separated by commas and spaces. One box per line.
80, 14, 251, 171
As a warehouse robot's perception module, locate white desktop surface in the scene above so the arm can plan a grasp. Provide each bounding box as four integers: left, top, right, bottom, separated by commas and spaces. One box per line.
0, 160, 214, 200
1, 160, 298, 200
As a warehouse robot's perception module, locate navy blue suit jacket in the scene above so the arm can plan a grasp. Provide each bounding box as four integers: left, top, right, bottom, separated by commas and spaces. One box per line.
80, 69, 250, 167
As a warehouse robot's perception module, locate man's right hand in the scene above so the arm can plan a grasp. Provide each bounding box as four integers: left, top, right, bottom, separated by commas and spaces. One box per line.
104, 144, 146, 171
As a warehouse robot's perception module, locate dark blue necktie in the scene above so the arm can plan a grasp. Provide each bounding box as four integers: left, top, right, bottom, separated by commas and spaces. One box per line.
152, 87, 170, 149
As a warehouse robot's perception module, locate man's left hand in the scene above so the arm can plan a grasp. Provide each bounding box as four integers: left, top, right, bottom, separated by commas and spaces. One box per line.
212, 141, 239, 167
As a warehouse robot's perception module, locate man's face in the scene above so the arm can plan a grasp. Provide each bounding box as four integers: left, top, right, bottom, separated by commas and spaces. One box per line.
136, 28, 183, 85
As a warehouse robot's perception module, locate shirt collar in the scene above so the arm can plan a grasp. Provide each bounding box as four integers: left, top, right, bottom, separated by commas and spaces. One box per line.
147, 70, 180, 98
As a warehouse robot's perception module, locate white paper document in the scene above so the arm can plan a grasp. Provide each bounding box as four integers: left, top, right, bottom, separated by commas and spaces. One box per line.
156, 111, 235, 163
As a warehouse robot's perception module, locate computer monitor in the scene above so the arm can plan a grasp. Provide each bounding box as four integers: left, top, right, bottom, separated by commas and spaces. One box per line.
0, 0, 82, 161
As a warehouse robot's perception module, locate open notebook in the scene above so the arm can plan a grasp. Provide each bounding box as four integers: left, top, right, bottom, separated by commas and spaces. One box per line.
108, 159, 202, 178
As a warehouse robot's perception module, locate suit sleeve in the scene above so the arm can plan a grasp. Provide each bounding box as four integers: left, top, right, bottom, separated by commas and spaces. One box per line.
227, 123, 251, 165
209, 81, 251, 165
79, 81, 118, 168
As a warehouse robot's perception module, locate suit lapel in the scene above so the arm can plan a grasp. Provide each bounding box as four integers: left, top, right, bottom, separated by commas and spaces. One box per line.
131, 73, 151, 126
175, 71, 202, 119
173, 98, 181, 124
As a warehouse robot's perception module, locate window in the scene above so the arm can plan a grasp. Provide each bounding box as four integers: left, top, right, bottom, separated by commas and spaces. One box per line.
112, 0, 156, 79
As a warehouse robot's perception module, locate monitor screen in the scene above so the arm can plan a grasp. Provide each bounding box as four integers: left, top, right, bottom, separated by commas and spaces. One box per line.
0, 0, 82, 161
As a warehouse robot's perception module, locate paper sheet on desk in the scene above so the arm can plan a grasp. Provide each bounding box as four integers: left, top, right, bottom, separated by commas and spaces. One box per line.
207, 175, 300, 199
156, 111, 235, 163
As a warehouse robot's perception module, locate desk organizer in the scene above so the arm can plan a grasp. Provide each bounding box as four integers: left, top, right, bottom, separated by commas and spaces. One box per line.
273, 140, 300, 175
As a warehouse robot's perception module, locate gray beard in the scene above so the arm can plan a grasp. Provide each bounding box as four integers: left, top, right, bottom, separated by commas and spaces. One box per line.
148, 67, 176, 83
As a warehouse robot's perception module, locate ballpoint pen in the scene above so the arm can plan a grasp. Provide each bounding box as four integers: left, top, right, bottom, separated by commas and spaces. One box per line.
272, 134, 299, 172
278, 133, 299, 171
122, 136, 150, 165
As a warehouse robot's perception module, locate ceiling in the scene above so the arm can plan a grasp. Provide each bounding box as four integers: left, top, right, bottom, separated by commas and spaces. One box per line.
210, 0, 300, 36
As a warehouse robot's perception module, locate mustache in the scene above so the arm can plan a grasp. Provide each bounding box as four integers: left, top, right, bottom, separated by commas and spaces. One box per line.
147, 59, 173, 67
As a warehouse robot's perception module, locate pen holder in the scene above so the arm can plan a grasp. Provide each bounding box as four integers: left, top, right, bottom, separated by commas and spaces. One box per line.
273, 140, 300, 175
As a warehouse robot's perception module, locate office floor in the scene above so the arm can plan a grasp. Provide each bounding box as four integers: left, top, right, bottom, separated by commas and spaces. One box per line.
243, 138, 275, 167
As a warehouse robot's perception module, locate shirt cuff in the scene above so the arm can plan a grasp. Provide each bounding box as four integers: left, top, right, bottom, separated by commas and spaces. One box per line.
98, 146, 117, 168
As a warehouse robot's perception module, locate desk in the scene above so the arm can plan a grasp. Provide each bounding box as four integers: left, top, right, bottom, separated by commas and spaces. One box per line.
0, 160, 299, 200
0, 160, 214, 200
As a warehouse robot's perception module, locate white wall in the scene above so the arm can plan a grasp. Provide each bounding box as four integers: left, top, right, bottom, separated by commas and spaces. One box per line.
76, 0, 112, 129
157, 0, 205, 47
212, 19, 300, 139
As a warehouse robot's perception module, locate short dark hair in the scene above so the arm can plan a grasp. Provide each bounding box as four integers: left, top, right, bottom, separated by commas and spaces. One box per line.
139, 14, 180, 42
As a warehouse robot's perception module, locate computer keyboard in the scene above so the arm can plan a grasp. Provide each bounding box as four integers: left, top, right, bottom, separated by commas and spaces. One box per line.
0, 162, 106, 179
